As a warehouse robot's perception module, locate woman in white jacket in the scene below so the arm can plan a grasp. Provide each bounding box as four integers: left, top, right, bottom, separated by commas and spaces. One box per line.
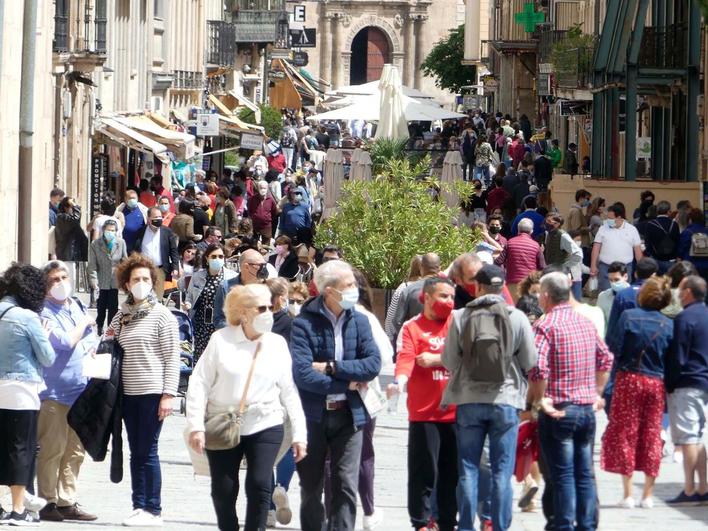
186, 283, 307, 531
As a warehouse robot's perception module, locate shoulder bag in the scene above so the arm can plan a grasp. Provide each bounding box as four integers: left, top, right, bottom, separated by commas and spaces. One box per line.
204, 342, 261, 451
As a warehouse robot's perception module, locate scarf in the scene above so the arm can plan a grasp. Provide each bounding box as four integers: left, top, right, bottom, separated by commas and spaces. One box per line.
119, 291, 158, 327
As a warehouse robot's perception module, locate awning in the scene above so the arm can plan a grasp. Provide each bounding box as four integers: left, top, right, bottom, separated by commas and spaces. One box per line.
114, 115, 198, 160
207, 94, 263, 132
227, 90, 259, 114
217, 115, 255, 137
94, 118, 170, 163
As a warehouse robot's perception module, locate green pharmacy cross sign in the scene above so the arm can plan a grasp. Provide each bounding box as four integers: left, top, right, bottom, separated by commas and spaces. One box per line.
514, 2, 545, 33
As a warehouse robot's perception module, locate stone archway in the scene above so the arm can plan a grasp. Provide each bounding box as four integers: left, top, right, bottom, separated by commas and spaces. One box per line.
350, 27, 391, 85
341, 15, 403, 86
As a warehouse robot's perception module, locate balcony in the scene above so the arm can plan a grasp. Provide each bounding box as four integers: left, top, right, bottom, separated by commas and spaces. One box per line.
554, 45, 594, 89
207, 20, 236, 66
53, 0, 107, 56
638, 24, 687, 70
233, 10, 289, 45
172, 70, 204, 90
537, 29, 566, 64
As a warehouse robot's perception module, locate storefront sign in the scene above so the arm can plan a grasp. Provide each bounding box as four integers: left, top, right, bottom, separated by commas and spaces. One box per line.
559, 100, 589, 116
293, 5, 306, 23
240, 133, 264, 151
292, 51, 309, 67
196, 113, 219, 136
289, 28, 316, 48
90, 153, 109, 216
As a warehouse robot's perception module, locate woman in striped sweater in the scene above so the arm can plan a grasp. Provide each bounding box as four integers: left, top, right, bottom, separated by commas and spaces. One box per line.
107, 254, 180, 528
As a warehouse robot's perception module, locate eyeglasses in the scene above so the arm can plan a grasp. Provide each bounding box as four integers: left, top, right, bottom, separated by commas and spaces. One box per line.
253, 305, 273, 313
288, 299, 304, 305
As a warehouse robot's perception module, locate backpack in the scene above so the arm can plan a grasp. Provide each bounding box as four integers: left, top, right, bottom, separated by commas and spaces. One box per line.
461, 300, 514, 384
690, 231, 708, 258
650, 219, 676, 257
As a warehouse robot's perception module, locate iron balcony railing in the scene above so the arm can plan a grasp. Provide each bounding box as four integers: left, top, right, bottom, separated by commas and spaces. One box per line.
233, 10, 289, 44
172, 70, 204, 90
207, 20, 236, 66
53, 0, 107, 54
638, 24, 688, 70
231, 0, 286, 10
554, 45, 595, 89
54, 0, 69, 52
537, 29, 567, 64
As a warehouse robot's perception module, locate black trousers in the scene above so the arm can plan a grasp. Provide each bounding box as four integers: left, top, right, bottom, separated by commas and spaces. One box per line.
297, 408, 363, 531
96, 288, 119, 331
408, 422, 458, 531
206, 424, 284, 531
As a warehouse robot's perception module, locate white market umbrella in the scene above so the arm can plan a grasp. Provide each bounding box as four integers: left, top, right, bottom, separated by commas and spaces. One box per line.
323, 148, 344, 217
307, 94, 466, 123
325, 80, 435, 101
358, 151, 373, 181
441, 150, 463, 209
375, 64, 409, 140
349, 148, 363, 181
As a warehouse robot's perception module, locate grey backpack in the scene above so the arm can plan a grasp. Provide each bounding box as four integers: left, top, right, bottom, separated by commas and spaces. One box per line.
461, 301, 514, 384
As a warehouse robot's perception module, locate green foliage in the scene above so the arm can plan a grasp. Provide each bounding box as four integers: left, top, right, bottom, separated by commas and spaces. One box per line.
238, 104, 282, 140
550, 24, 595, 83
421, 25, 477, 93
700, 0, 708, 18
367, 138, 426, 175
315, 161, 479, 289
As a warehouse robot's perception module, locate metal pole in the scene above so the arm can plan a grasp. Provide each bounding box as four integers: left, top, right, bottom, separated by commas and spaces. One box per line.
18, 0, 38, 263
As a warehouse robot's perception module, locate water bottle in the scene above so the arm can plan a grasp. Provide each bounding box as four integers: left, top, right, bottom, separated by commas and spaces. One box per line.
387, 381, 399, 414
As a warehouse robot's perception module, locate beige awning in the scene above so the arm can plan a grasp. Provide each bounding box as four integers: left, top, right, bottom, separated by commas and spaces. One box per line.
95, 118, 170, 163
227, 90, 259, 113
114, 115, 198, 160
207, 94, 263, 133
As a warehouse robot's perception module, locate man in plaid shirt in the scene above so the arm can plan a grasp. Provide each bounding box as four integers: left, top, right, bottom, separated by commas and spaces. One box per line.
528, 272, 613, 531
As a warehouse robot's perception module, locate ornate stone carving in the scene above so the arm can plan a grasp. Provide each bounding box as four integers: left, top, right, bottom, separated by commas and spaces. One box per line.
343, 14, 402, 54
393, 13, 404, 28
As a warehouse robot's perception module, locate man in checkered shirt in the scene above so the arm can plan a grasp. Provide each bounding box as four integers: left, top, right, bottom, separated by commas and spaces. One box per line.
528, 272, 613, 531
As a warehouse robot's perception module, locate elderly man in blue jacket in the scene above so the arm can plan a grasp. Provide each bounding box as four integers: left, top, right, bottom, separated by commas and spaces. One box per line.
291, 259, 381, 531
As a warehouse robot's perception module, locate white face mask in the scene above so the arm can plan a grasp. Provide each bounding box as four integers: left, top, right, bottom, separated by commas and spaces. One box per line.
50, 280, 72, 302
130, 281, 152, 301
289, 303, 302, 316
251, 311, 273, 335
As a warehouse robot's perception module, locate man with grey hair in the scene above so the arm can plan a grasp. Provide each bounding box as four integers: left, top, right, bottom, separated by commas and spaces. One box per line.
214, 248, 268, 329
645, 200, 680, 274
528, 271, 613, 530
291, 260, 381, 531
504, 217, 545, 302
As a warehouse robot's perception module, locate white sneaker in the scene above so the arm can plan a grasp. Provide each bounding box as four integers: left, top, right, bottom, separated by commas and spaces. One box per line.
673, 450, 684, 464
266, 509, 276, 528
23, 493, 46, 513
640, 497, 654, 509
272, 486, 292, 525
363, 508, 384, 530
122, 509, 163, 527
618, 497, 636, 509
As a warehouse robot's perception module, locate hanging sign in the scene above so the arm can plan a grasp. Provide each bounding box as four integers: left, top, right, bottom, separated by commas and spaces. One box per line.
196, 113, 219, 136
240, 133, 264, 151
289, 28, 316, 48
90, 153, 109, 216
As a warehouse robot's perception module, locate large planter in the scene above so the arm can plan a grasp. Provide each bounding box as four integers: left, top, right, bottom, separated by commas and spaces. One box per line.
371, 288, 395, 325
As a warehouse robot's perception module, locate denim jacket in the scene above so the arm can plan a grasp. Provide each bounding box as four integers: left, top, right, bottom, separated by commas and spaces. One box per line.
0, 296, 56, 383
608, 307, 673, 379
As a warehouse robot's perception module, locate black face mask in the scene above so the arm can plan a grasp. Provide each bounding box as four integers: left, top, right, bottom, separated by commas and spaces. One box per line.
256, 263, 269, 280
488, 226, 501, 235
150, 218, 163, 228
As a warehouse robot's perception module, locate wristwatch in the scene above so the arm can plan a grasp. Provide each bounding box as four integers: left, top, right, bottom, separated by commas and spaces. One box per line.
325, 361, 334, 376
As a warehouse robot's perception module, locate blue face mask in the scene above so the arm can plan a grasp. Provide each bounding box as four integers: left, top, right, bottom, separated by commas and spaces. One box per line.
126, 198, 138, 209
610, 280, 629, 293
335, 287, 359, 310
103, 231, 116, 242
582, 199, 591, 207
606, 218, 616, 228
208, 258, 224, 272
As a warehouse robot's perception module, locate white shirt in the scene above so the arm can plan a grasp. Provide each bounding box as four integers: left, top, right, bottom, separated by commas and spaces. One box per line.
186, 325, 307, 443
323, 305, 346, 401
356, 305, 394, 370
594, 220, 641, 264
141, 227, 162, 267
0, 379, 43, 410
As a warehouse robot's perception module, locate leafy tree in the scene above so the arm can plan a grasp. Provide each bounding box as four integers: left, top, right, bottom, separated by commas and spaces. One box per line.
421, 25, 477, 93
238, 104, 282, 140
700, 0, 708, 18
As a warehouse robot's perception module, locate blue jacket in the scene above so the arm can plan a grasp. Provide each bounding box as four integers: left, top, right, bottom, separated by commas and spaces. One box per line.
280, 203, 311, 238
0, 296, 56, 384
605, 280, 645, 343
679, 224, 708, 271
608, 307, 673, 380
510, 210, 545, 238
666, 302, 708, 393
290, 296, 381, 427
214, 274, 242, 330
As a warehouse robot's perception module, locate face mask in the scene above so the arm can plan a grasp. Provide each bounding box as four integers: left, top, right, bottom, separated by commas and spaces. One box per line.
159, 204, 170, 213
335, 287, 359, 310
290, 302, 302, 316
610, 280, 629, 293
463, 283, 477, 298
606, 218, 616, 228
130, 281, 152, 301
150, 218, 163, 228
258, 188, 267, 197
545, 223, 556, 232
256, 263, 269, 280
104, 231, 116, 242
251, 311, 273, 335
582, 199, 591, 207
275, 245, 287, 255
126, 198, 138, 208
50, 280, 72, 301
432, 299, 454, 320
208, 258, 224, 272
488, 226, 501, 235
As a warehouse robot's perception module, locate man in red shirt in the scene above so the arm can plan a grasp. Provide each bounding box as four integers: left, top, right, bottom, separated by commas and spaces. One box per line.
150, 174, 174, 212
505, 218, 546, 301
508, 134, 526, 169
388, 277, 458, 531
247, 180, 279, 244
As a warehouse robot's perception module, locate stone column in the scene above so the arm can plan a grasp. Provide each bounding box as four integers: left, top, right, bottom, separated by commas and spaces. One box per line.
413, 14, 429, 89
330, 13, 344, 89
404, 14, 416, 86
320, 13, 333, 86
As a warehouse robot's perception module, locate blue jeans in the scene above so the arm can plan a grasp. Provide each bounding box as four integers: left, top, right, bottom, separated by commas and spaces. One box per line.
571, 281, 583, 301
270, 449, 297, 510
122, 394, 164, 515
473, 165, 491, 187
456, 403, 519, 531
538, 405, 596, 531
597, 261, 633, 292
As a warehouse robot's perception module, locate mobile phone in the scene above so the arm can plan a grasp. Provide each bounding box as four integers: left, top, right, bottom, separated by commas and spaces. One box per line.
204, 307, 214, 324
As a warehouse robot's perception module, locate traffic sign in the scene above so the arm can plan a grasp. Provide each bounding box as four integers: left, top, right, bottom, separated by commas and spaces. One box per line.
289, 28, 316, 48
293, 5, 306, 23
292, 51, 309, 67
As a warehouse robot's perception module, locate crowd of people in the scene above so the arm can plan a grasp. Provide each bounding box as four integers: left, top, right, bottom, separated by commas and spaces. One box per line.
1, 108, 707, 531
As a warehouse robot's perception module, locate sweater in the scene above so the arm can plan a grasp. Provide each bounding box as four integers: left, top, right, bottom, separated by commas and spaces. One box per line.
185, 326, 307, 443
396, 314, 456, 422
88, 237, 128, 290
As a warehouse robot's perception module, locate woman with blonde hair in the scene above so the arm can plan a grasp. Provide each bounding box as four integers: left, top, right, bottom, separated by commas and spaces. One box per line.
287, 281, 309, 317
186, 283, 307, 531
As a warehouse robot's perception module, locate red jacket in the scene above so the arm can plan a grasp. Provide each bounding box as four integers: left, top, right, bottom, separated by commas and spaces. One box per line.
395, 313, 456, 423
486, 187, 510, 215
268, 153, 287, 174
247, 194, 278, 232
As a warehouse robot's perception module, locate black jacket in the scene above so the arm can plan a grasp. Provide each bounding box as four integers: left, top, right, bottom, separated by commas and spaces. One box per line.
272, 309, 293, 346
133, 226, 180, 279
269, 251, 300, 281
68, 337, 124, 483
55, 205, 88, 262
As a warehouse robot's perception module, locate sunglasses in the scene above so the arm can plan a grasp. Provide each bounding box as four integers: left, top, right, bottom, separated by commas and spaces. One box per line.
288, 299, 304, 305
253, 305, 273, 313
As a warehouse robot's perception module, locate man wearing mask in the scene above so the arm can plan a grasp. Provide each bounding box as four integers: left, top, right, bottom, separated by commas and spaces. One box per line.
290, 260, 381, 531
37, 262, 97, 522
213, 248, 268, 329
248, 180, 280, 244
196, 227, 222, 253
543, 214, 583, 300
116, 189, 147, 252
133, 207, 179, 298
388, 278, 458, 531
49, 188, 65, 228
157, 196, 174, 227
280, 189, 311, 242
596, 262, 629, 325
488, 215, 508, 268
150, 175, 173, 212
567, 189, 592, 256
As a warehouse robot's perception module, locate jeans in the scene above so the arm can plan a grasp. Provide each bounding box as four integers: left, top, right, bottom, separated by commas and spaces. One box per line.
96, 288, 119, 332
656, 259, 675, 275
571, 281, 583, 301
270, 443, 296, 510
283, 147, 295, 170
456, 403, 519, 531
598, 261, 633, 292
538, 405, 596, 531
297, 408, 363, 531
122, 394, 164, 515
473, 165, 491, 188
358, 419, 376, 516
207, 424, 284, 531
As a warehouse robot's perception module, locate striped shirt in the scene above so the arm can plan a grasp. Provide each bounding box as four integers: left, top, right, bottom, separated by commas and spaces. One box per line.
505, 233, 546, 283
109, 304, 180, 396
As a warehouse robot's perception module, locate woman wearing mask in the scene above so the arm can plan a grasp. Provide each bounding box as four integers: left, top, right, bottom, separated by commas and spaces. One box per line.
213, 188, 238, 238
186, 284, 307, 531
184, 244, 237, 360
157, 196, 175, 227
87, 219, 127, 335
0, 264, 56, 526
287, 282, 309, 317
268, 236, 299, 281
601, 277, 674, 509
107, 254, 180, 527
473, 135, 494, 187
171, 200, 202, 245
55, 196, 89, 288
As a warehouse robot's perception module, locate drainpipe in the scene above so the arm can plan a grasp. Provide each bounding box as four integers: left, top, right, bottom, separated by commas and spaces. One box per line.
18, 0, 38, 263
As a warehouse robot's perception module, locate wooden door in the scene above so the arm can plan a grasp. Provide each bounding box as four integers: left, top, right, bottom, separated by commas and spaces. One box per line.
366, 28, 389, 82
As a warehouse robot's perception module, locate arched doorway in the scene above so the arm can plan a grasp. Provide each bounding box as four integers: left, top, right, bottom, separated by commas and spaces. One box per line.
349, 27, 391, 85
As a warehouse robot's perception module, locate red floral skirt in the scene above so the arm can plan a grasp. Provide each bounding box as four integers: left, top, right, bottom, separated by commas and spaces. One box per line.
600, 371, 665, 477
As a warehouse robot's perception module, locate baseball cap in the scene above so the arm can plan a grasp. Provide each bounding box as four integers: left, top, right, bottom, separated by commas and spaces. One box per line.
475, 264, 505, 286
